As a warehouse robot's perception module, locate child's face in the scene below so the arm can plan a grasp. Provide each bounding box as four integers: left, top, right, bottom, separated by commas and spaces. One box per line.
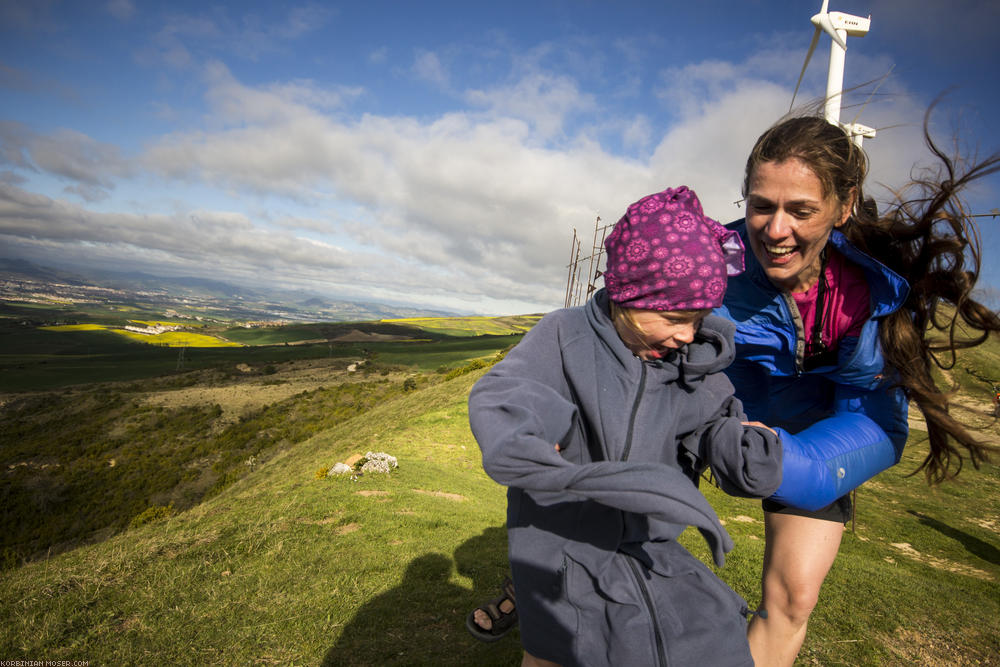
618, 309, 710, 360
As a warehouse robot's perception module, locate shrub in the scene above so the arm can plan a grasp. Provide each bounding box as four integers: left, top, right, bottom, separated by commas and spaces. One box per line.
129, 504, 175, 529
444, 357, 489, 380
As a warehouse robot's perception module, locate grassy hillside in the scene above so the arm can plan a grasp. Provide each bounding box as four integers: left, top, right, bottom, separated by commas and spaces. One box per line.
1, 333, 998, 664
0, 370, 521, 665
0, 307, 527, 392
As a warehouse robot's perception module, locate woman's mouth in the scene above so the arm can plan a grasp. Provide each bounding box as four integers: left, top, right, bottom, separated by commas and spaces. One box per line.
763, 244, 798, 262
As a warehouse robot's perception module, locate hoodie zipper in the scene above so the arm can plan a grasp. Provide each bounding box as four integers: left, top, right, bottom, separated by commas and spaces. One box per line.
626, 554, 669, 666
619, 362, 646, 462
620, 363, 667, 666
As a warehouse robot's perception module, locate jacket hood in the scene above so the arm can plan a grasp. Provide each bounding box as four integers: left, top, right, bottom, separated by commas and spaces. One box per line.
587, 289, 736, 382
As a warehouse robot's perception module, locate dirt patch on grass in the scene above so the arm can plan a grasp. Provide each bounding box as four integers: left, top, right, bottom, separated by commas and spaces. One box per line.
299, 512, 344, 526
335, 523, 361, 535
355, 490, 389, 497
882, 627, 991, 666
889, 542, 994, 580
314, 517, 342, 526
413, 489, 467, 502
968, 516, 998, 533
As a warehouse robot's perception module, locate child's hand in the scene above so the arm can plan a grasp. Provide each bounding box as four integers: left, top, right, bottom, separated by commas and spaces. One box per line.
554, 443, 562, 452
742, 420, 776, 436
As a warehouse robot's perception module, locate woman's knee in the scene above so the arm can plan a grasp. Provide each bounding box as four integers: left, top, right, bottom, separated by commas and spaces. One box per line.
763, 576, 822, 625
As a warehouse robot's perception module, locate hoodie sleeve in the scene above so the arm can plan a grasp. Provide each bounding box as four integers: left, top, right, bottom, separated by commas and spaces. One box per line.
468, 313, 580, 487
680, 392, 783, 498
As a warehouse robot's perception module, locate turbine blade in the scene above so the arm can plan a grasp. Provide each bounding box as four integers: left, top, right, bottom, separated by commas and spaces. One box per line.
790, 27, 821, 111
815, 12, 848, 50
820, 0, 829, 13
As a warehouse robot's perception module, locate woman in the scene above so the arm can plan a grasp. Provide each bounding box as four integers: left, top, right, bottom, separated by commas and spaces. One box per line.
721, 113, 1000, 666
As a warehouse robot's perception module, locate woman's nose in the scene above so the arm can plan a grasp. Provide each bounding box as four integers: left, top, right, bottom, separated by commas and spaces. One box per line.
765, 210, 793, 239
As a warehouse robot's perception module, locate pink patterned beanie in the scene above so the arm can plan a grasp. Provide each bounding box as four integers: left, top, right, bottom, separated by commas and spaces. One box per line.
604, 185, 745, 311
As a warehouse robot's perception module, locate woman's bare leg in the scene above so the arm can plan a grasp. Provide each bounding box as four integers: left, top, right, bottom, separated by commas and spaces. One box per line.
747, 512, 844, 667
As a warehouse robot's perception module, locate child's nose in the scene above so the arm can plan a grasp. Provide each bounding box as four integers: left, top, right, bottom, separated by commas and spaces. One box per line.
676, 324, 696, 343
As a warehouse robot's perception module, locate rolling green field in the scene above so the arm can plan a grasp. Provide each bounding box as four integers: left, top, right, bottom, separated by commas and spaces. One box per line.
1, 362, 997, 665
0, 303, 531, 392
1, 304, 998, 665
382, 315, 543, 337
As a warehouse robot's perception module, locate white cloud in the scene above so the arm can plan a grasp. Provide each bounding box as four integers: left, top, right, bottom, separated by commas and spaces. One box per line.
622, 115, 652, 153
4, 33, 987, 315
143, 6, 334, 69
465, 72, 596, 142
412, 50, 450, 89
0, 121, 133, 192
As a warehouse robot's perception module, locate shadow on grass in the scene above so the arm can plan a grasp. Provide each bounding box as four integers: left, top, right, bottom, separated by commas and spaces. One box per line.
322, 526, 522, 666
907, 510, 1000, 566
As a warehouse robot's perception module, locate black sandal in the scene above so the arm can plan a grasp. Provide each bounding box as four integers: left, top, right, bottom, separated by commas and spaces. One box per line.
465, 578, 517, 642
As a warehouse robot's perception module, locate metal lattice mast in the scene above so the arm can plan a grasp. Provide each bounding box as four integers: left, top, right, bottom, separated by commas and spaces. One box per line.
564, 216, 613, 308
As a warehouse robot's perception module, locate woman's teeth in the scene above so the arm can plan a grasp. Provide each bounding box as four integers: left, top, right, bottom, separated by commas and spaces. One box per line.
765, 245, 796, 256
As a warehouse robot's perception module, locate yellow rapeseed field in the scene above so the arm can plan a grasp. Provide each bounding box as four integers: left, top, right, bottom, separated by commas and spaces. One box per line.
40, 324, 108, 331
39, 324, 240, 347
114, 330, 241, 347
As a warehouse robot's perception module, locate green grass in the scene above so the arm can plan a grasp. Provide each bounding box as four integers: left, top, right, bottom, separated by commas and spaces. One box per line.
0, 377, 415, 567
1, 364, 997, 665
0, 372, 521, 666
381, 315, 543, 337
1, 331, 997, 665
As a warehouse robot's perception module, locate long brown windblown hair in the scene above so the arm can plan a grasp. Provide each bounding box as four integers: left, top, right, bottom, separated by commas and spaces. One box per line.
743, 109, 1000, 483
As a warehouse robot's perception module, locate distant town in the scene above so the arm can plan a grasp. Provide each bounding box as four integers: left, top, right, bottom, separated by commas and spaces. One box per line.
0, 259, 456, 324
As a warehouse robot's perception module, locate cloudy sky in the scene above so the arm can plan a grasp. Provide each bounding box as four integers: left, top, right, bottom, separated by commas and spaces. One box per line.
1, 0, 998, 315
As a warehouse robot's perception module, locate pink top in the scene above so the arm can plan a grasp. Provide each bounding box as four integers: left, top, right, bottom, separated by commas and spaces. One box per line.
792, 248, 870, 349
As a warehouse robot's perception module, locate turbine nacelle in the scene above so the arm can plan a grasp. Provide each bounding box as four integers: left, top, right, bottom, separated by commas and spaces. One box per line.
792, 1, 875, 146
811, 11, 871, 48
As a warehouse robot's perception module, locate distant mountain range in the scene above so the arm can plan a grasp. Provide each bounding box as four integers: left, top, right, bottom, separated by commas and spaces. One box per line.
0, 257, 459, 322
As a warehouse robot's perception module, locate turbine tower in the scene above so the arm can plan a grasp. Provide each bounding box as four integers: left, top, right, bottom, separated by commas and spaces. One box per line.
790, 0, 876, 146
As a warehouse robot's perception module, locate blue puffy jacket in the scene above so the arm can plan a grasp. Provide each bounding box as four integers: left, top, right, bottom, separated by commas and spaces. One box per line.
715, 222, 911, 510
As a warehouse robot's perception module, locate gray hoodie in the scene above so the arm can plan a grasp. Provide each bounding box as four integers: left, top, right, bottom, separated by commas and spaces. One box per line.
469, 290, 782, 666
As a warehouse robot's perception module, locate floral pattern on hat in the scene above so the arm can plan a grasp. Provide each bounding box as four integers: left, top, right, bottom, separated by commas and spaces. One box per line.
603, 185, 745, 311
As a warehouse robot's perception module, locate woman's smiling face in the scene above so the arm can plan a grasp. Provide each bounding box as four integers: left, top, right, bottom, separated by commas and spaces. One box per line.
745, 158, 853, 293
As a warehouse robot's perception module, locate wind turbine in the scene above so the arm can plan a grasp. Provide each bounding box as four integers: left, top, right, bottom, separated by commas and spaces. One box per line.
790, 0, 876, 146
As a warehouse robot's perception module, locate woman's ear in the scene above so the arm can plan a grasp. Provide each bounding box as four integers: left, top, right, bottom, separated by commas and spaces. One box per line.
835, 187, 857, 228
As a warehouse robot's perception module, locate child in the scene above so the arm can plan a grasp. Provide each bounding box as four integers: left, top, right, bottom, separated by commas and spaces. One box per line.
468, 186, 782, 667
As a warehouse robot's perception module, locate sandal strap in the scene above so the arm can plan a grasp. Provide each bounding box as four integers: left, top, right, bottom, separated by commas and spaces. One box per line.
502, 577, 516, 602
